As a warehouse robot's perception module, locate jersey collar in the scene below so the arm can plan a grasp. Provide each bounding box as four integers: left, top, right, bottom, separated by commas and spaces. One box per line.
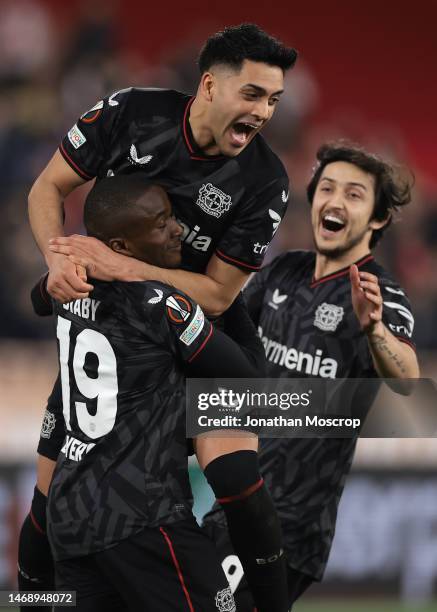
182, 97, 225, 162
310, 253, 374, 288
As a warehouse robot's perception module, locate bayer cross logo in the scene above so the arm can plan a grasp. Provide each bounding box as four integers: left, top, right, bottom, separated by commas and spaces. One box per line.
314, 302, 344, 332
196, 183, 232, 218
215, 586, 236, 611
40, 409, 56, 439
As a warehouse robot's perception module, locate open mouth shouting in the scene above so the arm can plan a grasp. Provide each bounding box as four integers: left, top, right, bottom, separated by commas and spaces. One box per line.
320, 212, 346, 238
229, 121, 261, 147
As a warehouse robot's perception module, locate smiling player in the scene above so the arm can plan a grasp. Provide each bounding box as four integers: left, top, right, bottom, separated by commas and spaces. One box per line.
31, 174, 270, 611
204, 142, 420, 610
23, 24, 297, 612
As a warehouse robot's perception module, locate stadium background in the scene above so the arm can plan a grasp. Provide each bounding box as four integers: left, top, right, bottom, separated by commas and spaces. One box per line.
0, 0, 436, 609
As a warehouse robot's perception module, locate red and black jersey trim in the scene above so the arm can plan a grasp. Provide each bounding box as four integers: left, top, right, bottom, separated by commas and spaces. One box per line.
59, 143, 93, 180
182, 98, 224, 162
217, 478, 264, 504
310, 254, 374, 288
159, 527, 195, 612
30, 511, 45, 535
187, 323, 213, 363
81, 109, 102, 124
215, 249, 262, 271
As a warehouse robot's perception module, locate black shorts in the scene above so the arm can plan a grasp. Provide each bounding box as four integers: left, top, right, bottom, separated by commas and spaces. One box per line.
37, 374, 65, 461
203, 521, 314, 611
55, 517, 235, 612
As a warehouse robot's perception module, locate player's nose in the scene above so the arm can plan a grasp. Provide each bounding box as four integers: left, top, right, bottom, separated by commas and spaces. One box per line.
327, 190, 346, 209
171, 218, 183, 237
252, 99, 270, 122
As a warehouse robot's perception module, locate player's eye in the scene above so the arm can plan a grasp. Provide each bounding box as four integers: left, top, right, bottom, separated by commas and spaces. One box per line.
243, 92, 258, 100
269, 97, 279, 106
349, 191, 362, 200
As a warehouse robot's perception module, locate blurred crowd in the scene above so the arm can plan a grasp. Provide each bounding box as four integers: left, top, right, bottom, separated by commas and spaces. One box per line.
1, 0, 437, 350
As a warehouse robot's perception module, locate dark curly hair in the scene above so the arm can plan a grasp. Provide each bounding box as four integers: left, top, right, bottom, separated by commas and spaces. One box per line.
84, 174, 158, 242
307, 142, 413, 248
198, 23, 297, 74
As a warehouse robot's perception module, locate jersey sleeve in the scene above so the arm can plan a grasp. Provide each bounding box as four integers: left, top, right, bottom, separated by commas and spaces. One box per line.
59, 88, 132, 180
30, 273, 53, 316
181, 293, 265, 378
138, 285, 214, 363
215, 174, 290, 272
243, 261, 276, 325
380, 278, 416, 350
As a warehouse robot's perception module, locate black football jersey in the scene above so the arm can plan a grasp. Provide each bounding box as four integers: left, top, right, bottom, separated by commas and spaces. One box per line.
48, 280, 213, 561
60, 88, 289, 273
206, 250, 416, 580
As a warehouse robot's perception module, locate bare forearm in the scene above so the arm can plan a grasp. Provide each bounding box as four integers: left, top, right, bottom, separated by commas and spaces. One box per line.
28, 177, 65, 260
28, 150, 87, 261
367, 323, 419, 379
116, 258, 234, 316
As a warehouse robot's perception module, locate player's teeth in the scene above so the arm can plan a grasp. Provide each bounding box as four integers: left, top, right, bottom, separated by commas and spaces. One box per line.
324, 215, 344, 225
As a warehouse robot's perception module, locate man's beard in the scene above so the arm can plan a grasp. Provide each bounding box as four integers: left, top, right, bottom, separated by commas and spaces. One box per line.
314, 227, 369, 259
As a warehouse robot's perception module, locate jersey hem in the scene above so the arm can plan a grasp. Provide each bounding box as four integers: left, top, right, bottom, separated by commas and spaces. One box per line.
215, 249, 262, 271
395, 336, 416, 351
188, 324, 213, 362
59, 143, 93, 180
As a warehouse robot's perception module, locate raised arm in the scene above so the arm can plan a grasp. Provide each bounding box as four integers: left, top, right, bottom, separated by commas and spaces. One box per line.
350, 265, 419, 387
47, 239, 250, 317
28, 151, 93, 301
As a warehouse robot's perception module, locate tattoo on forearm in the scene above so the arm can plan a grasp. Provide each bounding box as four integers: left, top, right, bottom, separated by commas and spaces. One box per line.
370, 337, 407, 374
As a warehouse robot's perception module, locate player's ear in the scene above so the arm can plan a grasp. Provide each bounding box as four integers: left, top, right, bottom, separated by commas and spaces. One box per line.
109, 238, 133, 257
199, 71, 215, 102
369, 211, 391, 231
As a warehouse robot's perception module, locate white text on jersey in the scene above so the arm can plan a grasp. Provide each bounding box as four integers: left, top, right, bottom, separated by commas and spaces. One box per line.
61, 435, 95, 462
178, 220, 212, 252
63, 298, 100, 321
259, 326, 338, 378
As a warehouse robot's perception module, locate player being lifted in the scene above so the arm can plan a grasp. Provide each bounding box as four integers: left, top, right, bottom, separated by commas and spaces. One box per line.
203, 142, 420, 610
23, 24, 297, 612
35, 174, 269, 611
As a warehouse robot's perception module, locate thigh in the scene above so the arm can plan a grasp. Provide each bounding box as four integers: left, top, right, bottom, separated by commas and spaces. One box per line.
195, 433, 258, 471
99, 518, 235, 612
55, 555, 125, 612
36, 455, 56, 497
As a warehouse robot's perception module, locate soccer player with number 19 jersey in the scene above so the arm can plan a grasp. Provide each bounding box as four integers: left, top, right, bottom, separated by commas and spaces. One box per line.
24, 23, 298, 612
40, 175, 269, 611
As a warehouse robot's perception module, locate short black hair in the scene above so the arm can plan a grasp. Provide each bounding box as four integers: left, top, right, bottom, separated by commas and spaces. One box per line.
306, 142, 413, 248
84, 174, 155, 242
198, 23, 297, 74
